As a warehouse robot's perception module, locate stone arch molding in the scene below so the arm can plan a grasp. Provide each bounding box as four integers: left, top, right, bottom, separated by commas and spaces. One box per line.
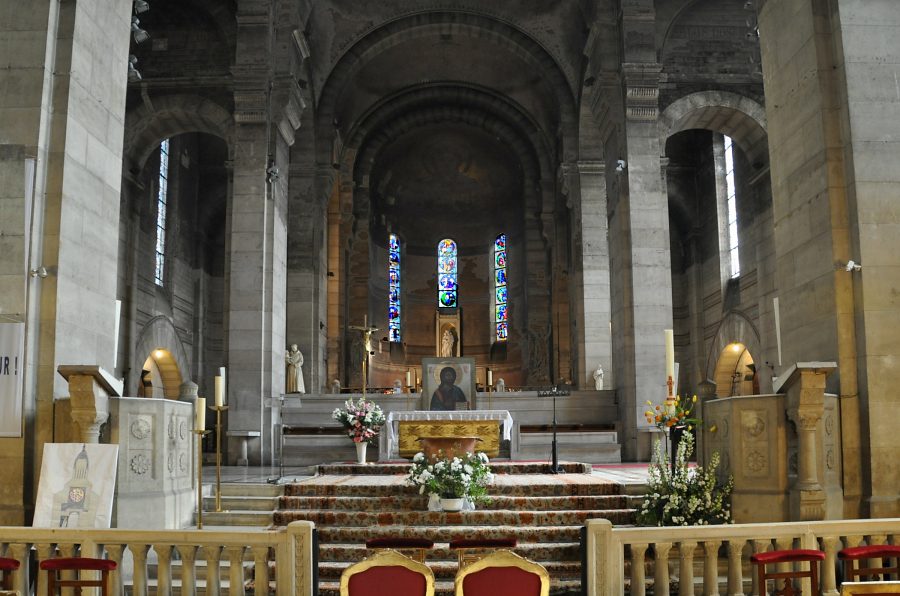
124, 94, 234, 173
130, 316, 192, 397
705, 310, 765, 389
658, 91, 768, 166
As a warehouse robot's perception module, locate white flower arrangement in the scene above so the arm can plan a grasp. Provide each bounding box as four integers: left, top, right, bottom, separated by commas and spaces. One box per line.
331, 397, 386, 444
637, 430, 733, 526
405, 451, 493, 502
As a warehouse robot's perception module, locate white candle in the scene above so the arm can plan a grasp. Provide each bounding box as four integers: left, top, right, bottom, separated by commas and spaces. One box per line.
487, 369, 493, 386
195, 397, 206, 430
214, 376, 224, 407
406, 371, 412, 387
664, 329, 675, 391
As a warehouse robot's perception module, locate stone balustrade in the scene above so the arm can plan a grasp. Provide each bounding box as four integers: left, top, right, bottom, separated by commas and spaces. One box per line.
585, 517, 900, 596
0, 521, 314, 595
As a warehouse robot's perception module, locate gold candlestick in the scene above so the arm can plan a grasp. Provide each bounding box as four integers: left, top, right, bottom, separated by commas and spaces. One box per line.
193, 429, 211, 529
210, 405, 229, 512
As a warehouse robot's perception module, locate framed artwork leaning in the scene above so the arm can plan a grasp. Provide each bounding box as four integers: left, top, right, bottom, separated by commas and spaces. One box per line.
422, 357, 476, 411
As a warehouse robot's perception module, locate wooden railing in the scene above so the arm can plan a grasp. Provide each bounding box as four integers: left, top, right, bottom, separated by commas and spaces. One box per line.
585, 518, 900, 596
0, 521, 315, 595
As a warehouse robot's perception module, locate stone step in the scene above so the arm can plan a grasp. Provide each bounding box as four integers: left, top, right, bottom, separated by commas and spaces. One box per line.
516, 434, 622, 464
315, 524, 584, 544
319, 542, 582, 563
274, 508, 634, 527
204, 495, 279, 511
314, 461, 592, 476
199, 510, 274, 526
218, 483, 284, 498
317, 558, 582, 580
279, 493, 634, 511
284, 478, 622, 498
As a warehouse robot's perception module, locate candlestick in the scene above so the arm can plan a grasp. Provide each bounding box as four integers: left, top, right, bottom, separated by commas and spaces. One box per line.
193, 428, 211, 529
210, 404, 229, 512
195, 397, 206, 430
214, 376, 224, 407
406, 371, 412, 391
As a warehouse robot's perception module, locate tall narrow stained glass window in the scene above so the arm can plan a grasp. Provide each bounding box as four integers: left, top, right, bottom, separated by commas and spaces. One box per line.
388, 234, 401, 342
437, 238, 458, 308
493, 234, 508, 341
154, 138, 170, 286
724, 135, 741, 279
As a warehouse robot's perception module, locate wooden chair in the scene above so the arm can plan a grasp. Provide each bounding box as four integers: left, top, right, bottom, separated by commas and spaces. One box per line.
0, 558, 19, 591
40, 557, 117, 596
449, 538, 517, 568
365, 538, 434, 563
839, 545, 900, 582
750, 549, 825, 595
340, 549, 435, 596
454, 550, 549, 596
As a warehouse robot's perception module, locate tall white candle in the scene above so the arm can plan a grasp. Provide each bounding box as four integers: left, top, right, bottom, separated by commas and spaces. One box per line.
664, 329, 675, 389
195, 397, 206, 430
487, 369, 493, 386
214, 376, 224, 407
406, 371, 412, 387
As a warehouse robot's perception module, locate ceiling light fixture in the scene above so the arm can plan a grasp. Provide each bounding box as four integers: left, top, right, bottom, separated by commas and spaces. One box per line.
132, 16, 150, 44
127, 55, 142, 82
133, 0, 149, 14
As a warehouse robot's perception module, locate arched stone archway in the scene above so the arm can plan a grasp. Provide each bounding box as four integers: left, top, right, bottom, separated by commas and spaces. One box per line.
130, 316, 191, 397
706, 311, 769, 395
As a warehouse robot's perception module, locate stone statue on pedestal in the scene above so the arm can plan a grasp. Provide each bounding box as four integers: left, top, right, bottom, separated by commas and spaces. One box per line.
593, 364, 604, 391
286, 344, 305, 394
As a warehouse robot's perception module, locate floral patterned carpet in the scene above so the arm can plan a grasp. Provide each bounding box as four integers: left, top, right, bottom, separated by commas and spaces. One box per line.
274, 461, 638, 595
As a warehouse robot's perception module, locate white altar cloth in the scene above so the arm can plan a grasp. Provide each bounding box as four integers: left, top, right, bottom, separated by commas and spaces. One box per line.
380, 410, 514, 460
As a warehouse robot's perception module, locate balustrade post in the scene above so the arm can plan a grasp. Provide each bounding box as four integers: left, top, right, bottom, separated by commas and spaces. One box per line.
154, 544, 173, 596
703, 540, 721, 596
226, 545, 246, 595
775, 537, 793, 593
631, 543, 647, 596
59, 542, 76, 595
8, 543, 31, 596
751, 539, 770, 596
821, 535, 841, 596
654, 542, 672, 596
178, 545, 198, 596
204, 545, 223, 595
104, 544, 125, 596
252, 545, 270, 596
678, 541, 697, 596
726, 541, 744, 596
128, 544, 151, 596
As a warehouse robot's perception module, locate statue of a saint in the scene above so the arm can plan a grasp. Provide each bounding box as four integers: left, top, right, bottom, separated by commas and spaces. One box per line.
440, 328, 455, 358
495, 378, 506, 393
330, 378, 341, 394
285, 344, 305, 394
593, 364, 605, 391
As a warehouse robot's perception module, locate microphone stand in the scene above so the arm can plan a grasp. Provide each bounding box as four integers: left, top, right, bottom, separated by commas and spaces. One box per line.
539, 387, 569, 474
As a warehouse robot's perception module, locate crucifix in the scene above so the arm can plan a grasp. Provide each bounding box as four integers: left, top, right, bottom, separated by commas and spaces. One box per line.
348, 315, 379, 397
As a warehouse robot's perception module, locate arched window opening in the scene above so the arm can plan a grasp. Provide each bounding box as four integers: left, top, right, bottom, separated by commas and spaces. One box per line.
493, 234, 508, 341
154, 138, 170, 286
437, 239, 458, 308
388, 234, 401, 342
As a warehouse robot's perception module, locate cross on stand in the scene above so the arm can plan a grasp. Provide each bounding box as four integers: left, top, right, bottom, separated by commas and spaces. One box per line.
348, 315, 379, 398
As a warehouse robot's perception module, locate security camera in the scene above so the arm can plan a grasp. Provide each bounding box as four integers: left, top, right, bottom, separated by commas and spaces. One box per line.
844, 260, 861, 272
615, 159, 627, 172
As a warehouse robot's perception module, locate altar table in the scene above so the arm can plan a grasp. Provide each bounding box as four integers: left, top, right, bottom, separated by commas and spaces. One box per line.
380, 410, 514, 460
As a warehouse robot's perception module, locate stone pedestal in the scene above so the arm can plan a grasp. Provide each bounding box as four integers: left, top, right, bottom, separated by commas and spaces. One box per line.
108, 397, 194, 529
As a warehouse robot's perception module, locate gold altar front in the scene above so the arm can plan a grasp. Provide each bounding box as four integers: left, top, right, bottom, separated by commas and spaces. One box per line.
398, 420, 500, 458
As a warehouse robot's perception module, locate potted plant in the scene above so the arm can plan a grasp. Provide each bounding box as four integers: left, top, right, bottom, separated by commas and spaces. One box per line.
406, 450, 493, 512
332, 396, 386, 464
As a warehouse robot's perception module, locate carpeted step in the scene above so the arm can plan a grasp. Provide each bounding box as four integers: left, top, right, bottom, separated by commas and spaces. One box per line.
274, 507, 635, 527
317, 577, 583, 596
315, 524, 585, 544
316, 461, 592, 475
284, 477, 622, 498
318, 541, 583, 563
317, 559, 582, 580
279, 493, 633, 511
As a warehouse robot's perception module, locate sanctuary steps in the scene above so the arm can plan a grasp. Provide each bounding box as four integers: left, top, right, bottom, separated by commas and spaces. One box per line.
275, 460, 638, 595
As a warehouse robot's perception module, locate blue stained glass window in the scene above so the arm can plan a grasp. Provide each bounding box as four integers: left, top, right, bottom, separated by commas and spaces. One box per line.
437, 238, 457, 308
155, 138, 170, 286
493, 234, 508, 342
388, 234, 401, 341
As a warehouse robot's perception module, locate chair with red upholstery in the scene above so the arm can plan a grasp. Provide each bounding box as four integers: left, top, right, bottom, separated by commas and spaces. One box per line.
750, 549, 825, 595
454, 550, 549, 596
449, 537, 517, 568
340, 549, 435, 596
365, 537, 434, 563
0, 557, 19, 591
839, 544, 900, 582
39, 557, 117, 596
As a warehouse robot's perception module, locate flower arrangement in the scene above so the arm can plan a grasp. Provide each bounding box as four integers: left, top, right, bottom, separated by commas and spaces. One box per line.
637, 431, 733, 526
644, 394, 701, 431
406, 451, 494, 502
331, 397, 386, 444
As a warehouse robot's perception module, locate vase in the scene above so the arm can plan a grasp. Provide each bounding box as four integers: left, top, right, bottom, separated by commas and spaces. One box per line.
440, 497, 465, 512
668, 425, 686, 471
427, 493, 442, 512
355, 441, 367, 464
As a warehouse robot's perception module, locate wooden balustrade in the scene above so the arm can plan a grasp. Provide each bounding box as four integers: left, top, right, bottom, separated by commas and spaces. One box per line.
586, 518, 900, 596
0, 521, 315, 596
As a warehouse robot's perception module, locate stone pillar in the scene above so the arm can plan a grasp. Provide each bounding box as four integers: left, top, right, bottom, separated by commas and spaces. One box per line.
57, 366, 122, 444
778, 362, 837, 521
564, 161, 613, 390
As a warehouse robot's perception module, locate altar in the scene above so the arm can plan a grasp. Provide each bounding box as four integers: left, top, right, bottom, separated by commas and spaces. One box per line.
379, 410, 514, 460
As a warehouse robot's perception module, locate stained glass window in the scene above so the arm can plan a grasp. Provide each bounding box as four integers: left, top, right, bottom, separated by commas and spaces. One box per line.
437, 238, 457, 308
154, 138, 170, 286
493, 234, 508, 341
388, 234, 401, 342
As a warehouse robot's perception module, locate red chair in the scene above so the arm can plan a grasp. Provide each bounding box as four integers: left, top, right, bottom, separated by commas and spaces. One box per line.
365, 537, 434, 563
449, 537, 517, 568
40, 557, 117, 596
839, 545, 900, 582
750, 549, 825, 595
0, 558, 19, 591
454, 550, 548, 596
340, 549, 435, 596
